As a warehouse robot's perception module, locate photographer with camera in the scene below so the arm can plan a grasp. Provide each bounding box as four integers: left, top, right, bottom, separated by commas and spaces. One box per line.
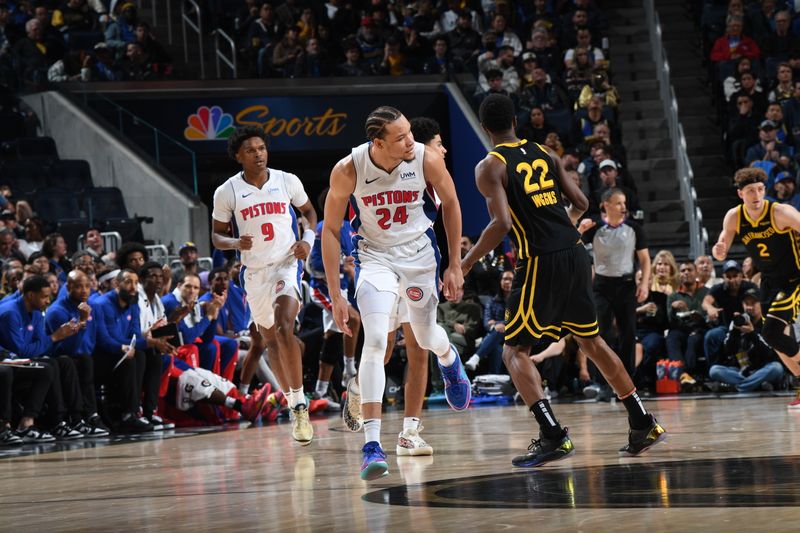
708, 288, 785, 392
701, 260, 757, 369
666, 260, 709, 391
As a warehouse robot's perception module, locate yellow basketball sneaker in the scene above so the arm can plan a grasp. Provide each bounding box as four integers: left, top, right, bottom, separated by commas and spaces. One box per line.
292, 405, 313, 445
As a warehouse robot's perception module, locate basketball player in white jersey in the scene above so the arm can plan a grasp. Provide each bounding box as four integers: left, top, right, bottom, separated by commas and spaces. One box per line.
211, 126, 317, 445
341, 117, 449, 458
322, 106, 470, 480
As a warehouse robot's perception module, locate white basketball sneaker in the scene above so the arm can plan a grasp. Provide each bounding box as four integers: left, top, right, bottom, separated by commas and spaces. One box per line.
396, 426, 433, 456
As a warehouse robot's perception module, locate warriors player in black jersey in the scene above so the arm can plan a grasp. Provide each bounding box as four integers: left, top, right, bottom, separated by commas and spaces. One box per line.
462, 94, 665, 467
714, 168, 800, 380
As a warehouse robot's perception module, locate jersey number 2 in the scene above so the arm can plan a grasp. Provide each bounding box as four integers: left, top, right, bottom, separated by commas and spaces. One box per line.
756, 243, 769, 257
517, 159, 554, 194
261, 222, 274, 241
376, 206, 408, 230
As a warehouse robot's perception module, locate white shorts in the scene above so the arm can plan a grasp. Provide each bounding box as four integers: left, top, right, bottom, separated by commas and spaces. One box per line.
310, 284, 348, 333
354, 230, 440, 322
240, 258, 302, 330
176, 367, 235, 411
390, 298, 410, 331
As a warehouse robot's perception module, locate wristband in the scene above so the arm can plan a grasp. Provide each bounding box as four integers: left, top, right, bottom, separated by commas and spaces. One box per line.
302, 229, 316, 248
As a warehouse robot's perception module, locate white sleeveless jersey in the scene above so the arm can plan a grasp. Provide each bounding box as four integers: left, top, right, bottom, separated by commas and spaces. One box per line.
349, 141, 437, 249
212, 169, 309, 269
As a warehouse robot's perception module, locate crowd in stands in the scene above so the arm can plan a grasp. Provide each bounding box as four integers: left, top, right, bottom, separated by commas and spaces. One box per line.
0, 0, 173, 86
703, 0, 800, 197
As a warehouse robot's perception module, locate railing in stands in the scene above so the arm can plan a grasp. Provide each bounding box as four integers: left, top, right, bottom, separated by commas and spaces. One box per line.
145, 244, 174, 266
643, 0, 708, 257
137, 0, 174, 44
79, 92, 199, 194
78, 231, 122, 254
182, 0, 205, 80
213, 28, 237, 79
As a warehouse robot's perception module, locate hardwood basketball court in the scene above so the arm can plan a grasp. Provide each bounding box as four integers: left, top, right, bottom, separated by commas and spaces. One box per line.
2, 395, 798, 531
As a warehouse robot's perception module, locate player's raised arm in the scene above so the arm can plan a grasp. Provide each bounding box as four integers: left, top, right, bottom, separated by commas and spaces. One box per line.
423, 144, 463, 302
712, 207, 739, 261
323, 157, 356, 335
461, 154, 512, 275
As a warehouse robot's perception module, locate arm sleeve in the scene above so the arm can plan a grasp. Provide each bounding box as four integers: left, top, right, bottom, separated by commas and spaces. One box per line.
630, 220, 648, 250
285, 172, 310, 208
211, 182, 234, 223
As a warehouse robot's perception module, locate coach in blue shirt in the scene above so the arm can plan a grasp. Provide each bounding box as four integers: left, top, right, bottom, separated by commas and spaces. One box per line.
45, 270, 108, 435
93, 269, 174, 432
0, 275, 86, 439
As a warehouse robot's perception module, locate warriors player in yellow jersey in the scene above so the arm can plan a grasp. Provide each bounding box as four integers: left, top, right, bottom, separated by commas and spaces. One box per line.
462, 94, 665, 467
714, 168, 800, 383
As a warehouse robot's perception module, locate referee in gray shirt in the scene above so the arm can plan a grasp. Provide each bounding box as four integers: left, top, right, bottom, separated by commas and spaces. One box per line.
580, 188, 651, 375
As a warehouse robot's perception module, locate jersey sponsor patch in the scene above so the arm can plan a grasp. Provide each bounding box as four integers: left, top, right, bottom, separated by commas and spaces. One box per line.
276, 280, 285, 293
406, 286, 424, 301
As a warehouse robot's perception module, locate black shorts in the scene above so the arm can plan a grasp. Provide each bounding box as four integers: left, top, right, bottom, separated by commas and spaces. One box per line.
761, 276, 800, 324
505, 244, 599, 346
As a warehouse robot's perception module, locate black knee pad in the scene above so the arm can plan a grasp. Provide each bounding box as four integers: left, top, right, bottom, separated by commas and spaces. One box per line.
319, 332, 344, 366
762, 317, 799, 355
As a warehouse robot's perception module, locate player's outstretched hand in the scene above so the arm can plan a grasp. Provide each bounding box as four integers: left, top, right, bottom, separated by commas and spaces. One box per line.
332, 296, 352, 337
291, 240, 311, 260
442, 265, 464, 302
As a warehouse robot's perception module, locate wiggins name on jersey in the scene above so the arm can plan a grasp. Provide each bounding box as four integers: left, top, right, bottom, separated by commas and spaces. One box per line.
488, 140, 579, 259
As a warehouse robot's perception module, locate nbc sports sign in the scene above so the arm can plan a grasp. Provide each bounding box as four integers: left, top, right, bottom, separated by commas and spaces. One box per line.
110, 93, 447, 153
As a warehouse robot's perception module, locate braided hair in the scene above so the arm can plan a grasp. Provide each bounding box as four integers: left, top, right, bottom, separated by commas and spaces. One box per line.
365, 106, 403, 141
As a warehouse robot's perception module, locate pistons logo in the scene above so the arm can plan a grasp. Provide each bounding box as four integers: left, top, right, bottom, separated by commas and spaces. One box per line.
275, 280, 285, 293
406, 287, 424, 302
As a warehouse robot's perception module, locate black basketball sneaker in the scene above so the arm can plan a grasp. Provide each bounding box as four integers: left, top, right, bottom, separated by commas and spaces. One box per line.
512, 428, 575, 467
619, 415, 667, 456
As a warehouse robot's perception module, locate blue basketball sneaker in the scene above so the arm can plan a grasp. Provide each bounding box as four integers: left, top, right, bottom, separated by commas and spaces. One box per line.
437, 345, 471, 411
360, 441, 389, 480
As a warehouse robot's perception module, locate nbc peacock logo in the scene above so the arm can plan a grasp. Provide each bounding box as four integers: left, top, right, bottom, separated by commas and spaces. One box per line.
184, 106, 235, 141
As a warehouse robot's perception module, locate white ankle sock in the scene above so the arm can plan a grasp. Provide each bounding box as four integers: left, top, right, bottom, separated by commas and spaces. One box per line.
437, 345, 456, 367
315, 380, 329, 397
224, 396, 237, 409
289, 387, 305, 409
403, 417, 420, 432
238, 383, 249, 396
364, 419, 381, 444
